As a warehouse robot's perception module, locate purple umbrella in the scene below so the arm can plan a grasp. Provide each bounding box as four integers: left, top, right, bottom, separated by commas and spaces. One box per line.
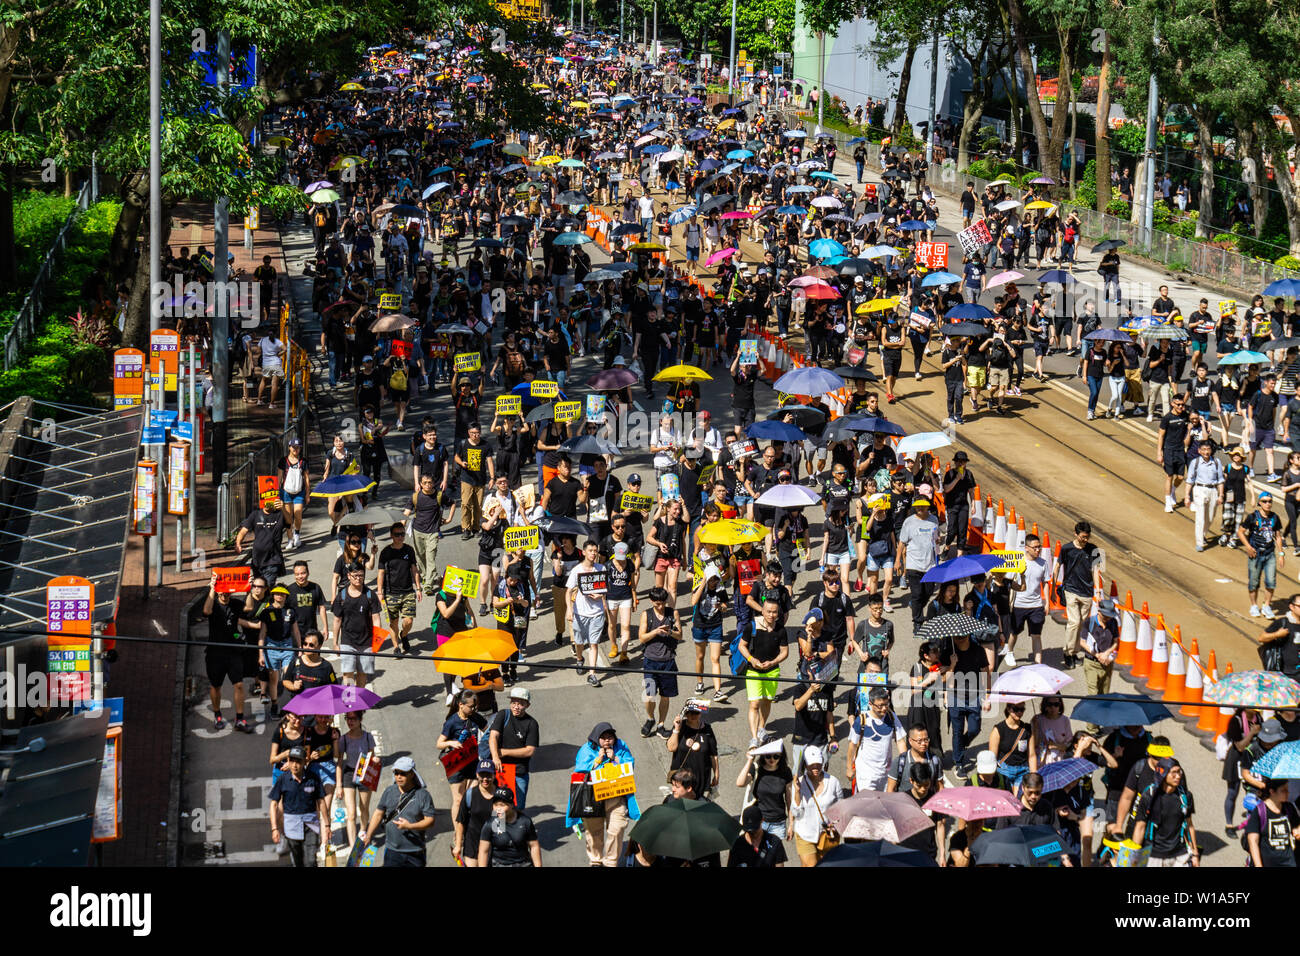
587, 368, 639, 390
1029, 176, 1057, 185
285, 684, 382, 716
304, 180, 334, 193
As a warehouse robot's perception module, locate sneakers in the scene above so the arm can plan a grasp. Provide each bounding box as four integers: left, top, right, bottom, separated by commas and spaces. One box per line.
657, 725, 673, 738
1196, 543, 1205, 552
1146, 414, 1154, 422
713, 689, 729, 702
695, 680, 705, 693
1249, 605, 1261, 618
853, 580, 864, 592
886, 393, 896, 403
213, 713, 225, 730
1269, 473, 1283, 483
1003, 650, 1018, 668
234, 718, 253, 733
1262, 605, 1277, 619
446, 692, 456, 706
1164, 497, 1175, 513
914, 372, 922, 381
1087, 411, 1096, 421
291, 531, 301, 549
587, 674, 601, 687
641, 718, 656, 738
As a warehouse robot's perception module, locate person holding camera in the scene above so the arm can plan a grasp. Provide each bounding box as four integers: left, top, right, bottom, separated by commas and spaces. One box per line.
360, 756, 436, 868
667, 700, 719, 799
639, 587, 682, 738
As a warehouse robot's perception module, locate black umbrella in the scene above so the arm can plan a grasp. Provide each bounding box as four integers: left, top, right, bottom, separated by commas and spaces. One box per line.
939, 321, 990, 338
560, 434, 622, 456
612, 222, 644, 237
832, 365, 880, 382
500, 215, 530, 228
627, 798, 741, 860
1267, 336, 1300, 352
557, 191, 591, 205
766, 405, 828, 434
836, 259, 878, 277
471, 238, 504, 249
882, 169, 910, 180
698, 194, 735, 214
1091, 239, 1125, 253
537, 515, 593, 538
914, 613, 999, 642
816, 840, 939, 868
525, 402, 558, 423
971, 825, 1065, 867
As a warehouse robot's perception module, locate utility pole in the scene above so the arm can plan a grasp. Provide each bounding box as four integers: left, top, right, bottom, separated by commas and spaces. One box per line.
580, 0, 584, 31
728, 0, 737, 95
651, 0, 657, 61
212, 31, 232, 485
620, 0, 624, 42
148, 0, 163, 584
1141, 16, 1159, 246
569, 0, 573, 30
817, 32, 825, 133
926, 26, 938, 165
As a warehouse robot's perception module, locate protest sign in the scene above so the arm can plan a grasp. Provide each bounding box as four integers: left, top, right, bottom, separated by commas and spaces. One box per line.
442, 566, 481, 597
590, 761, 636, 801
258, 475, 280, 506
620, 492, 653, 512
530, 379, 559, 399
496, 395, 522, 416
378, 293, 403, 311
914, 241, 949, 270
738, 339, 759, 365
503, 526, 540, 551
213, 567, 253, 593
577, 570, 608, 598
454, 352, 481, 372
991, 549, 1028, 574
659, 473, 680, 500
956, 219, 992, 256
586, 394, 606, 420
555, 399, 584, 423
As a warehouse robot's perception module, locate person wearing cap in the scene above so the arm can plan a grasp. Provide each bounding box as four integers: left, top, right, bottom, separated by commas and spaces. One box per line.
667, 700, 719, 799
939, 451, 975, 558
235, 492, 288, 589
1239, 491, 1284, 618
277, 437, 310, 551
454, 760, 501, 867
729, 804, 788, 867
1130, 758, 1199, 866
1110, 736, 1175, 840
259, 585, 301, 717
690, 562, 730, 699
488, 687, 540, 810
1219, 444, 1253, 548
329, 562, 382, 690
1240, 717, 1291, 813
789, 744, 844, 867
361, 756, 436, 867
568, 722, 642, 866
477, 786, 541, 867
1077, 597, 1121, 730
896, 496, 940, 632
846, 685, 906, 794
268, 746, 327, 867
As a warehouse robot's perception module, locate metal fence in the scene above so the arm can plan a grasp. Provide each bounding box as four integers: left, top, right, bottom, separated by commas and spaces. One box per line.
216, 408, 312, 545
4, 177, 97, 371
792, 115, 1300, 296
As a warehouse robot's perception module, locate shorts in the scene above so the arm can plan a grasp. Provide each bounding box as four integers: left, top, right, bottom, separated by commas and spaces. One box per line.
384, 590, 418, 621
1012, 605, 1046, 636
654, 557, 682, 572
823, 551, 852, 567
1163, 455, 1187, 477
1248, 551, 1277, 593
1190, 334, 1208, 350
693, 623, 724, 644
205, 652, 244, 687
389, 387, 410, 404
642, 657, 678, 699
882, 352, 902, 377
265, 645, 296, 671
607, 598, 633, 612
734, 493, 754, 506
1032, 340, 1049, 357
746, 666, 780, 701
794, 835, 820, 858
573, 613, 607, 645
988, 366, 1011, 389
865, 551, 893, 573
262, 367, 285, 379
1252, 429, 1276, 451
685, 246, 700, 262
966, 367, 987, 390
339, 646, 377, 676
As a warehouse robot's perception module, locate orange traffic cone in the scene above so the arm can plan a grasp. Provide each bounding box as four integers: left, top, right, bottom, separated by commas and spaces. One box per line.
1181, 639, 1205, 719
1109, 580, 1119, 600
1131, 603, 1154, 679
992, 500, 1007, 550
1005, 507, 1017, 547
1147, 615, 1170, 692
1116, 599, 1139, 668
1162, 627, 1187, 702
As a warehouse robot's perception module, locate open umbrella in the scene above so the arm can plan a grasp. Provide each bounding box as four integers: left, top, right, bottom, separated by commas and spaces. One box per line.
816, 840, 938, 867
370, 314, 415, 333
772, 366, 846, 396
1264, 278, 1300, 298
856, 417, 907, 437
856, 297, 900, 315
560, 434, 621, 456
434, 629, 518, 675
588, 368, 639, 390
923, 786, 1022, 821
705, 247, 738, 266
832, 365, 879, 381
1091, 239, 1125, 253
553, 232, 593, 246
1217, 350, 1270, 366
310, 475, 376, 498
972, 825, 1065, 866
809, 238, 847, 259
766, 405, 829, 432
654, 364, 712, 383
894, 431, 953, 456
1038, 757, 1099, 793
755, 484, 822, 508
1249, 740, 1300, 779
525, 402, 559, 423
1037, 270, 1077, 285
914, 613, 998, 642
1084, 328, 1132, 342
284, 684, 381, 716
988, 663, 1073, 704
342, 505, 407, 527
836, 259, 876, 277
827, 791, 934, 843
746, 420, 806, 443
627, 798, 741, 860
536, 515, 592, 537
1203, 669, 1300, 708
921, 272, 962, 287
921, 553, 1005, 584
1069, 693, 1173, 727
697, 519, 768, 546
947, 303, 995, 320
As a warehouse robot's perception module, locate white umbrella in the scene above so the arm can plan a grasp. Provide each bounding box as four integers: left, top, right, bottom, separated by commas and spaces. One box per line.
895, 431, 953, 456
811, 195, 842, 209
988, 664, 1073, 704
994, 199, 1021, 212
634, 134, 657, 146
659, 149, 685, 162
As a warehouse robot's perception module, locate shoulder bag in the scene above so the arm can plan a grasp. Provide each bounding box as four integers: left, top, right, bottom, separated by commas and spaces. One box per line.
805, 773, 841, 852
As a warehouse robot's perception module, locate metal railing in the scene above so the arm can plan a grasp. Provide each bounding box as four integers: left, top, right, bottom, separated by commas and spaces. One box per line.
4, 178, 96, 371
216, 406, 312, 545
791, 116, 1300, 296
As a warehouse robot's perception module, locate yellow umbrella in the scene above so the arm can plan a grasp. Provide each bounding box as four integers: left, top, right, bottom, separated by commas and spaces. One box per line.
856, 297, 900, 314
531, 82, 551, 90
266, 135, 293, 148
716, 118, 736, 130
328, 155, 366, 171
697, 519, 768, 546
570, 100, 590, 109
339, 82, 365, 91
653, 363, 713, 383
629, 241, 667, 252
534, 154, 562, 166
1025, 200, 1056, 211
433, 629, 518, 676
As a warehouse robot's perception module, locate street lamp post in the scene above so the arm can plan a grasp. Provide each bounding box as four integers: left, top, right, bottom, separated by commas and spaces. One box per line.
728, 0, 737, 95
1141, 17, 1159, 246
817, 32, 825, 133
148, 0, 163, 582
651, 0, 657, 61
926, 27, 938, 165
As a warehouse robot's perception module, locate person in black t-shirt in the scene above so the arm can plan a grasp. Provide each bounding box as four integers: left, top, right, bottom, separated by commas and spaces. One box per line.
1249, 374, 1282, 480
330, 565, 382, 688
941, 452, 976, 555
1157, 393, 1190, 512
541, 454, 584, 519
281, 630, 337, 695
667, 703, 719, 798
728, 805, 788, 867
203, 574, 252, 732
477, 788, 541, 867
235, 498, 287, 586
285, 561, 326, 636
454, 764, 499, 866
455, 423, 494, 540
730, 351, 758, 430
377, 523, 421, 653
739, 600, 791, 745
1132, 760, 1198, 865
1245, 779, 1300, 867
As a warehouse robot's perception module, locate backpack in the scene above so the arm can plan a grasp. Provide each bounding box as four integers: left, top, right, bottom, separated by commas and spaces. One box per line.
389, 363, 408, 391
314, 208, 329, 229
1240, 798, 1271, 851
728, 620, 755, 676
283, 461, 304, 495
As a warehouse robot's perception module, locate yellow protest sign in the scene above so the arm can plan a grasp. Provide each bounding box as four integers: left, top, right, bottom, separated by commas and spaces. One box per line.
496, 395, 522, 416
992, 549, 1027, 574
620, 491, 653, 512
530, 379, 559, 399
379, 293, 403, 311
554, 399, 583, 422
454, 352, 481, 372
1218, 299, 1236, 315
503, 525, 540, 551
590, 761, 636, 801
442, 566, 481, 597
494, 603, 511, 624
698, 462, 716, 486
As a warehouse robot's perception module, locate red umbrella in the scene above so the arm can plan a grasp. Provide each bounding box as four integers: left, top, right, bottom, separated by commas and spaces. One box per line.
801, 283, 843, 300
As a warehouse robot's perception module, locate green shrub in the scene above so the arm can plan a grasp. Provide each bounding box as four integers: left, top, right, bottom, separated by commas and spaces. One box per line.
1212, 232, 1240, 248
1105, 197, 1131, 217
12, 191, 81, 286
1275, 254, 1300, 271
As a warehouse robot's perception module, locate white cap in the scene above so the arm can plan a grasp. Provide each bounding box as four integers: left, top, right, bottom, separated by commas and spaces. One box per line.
976, 750, 997, 775
803, 745, 826, 767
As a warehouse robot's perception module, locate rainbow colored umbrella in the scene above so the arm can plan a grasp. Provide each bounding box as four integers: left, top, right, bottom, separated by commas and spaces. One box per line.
1204, 670, 1300, 709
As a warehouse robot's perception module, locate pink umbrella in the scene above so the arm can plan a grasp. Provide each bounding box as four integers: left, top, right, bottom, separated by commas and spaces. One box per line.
987, 663, 1072, 704
986, 270, 1024, 285
720, 210, 752, 219
706, 247, 738, 266
827, 791, 934, 843
787, 276, 829, 288
923, 786, 1021, 821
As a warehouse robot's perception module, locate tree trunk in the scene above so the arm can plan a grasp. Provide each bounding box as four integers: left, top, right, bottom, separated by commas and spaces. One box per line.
1043, 29, 1076, 177
1006, 0, 1051, 171
1067, 75, 1078, 197
1094, 30, 1112, 214
1193, 108, 1215, 239
890, 38, 919, 138
107, 167, 149, 286
1235, 121, 1269, 238
1129, 157, 1145, 227
121, 201, 172, 350
1002, 65, 1022, 160
1271, 114, 1300, 256
958, 96, 986, 172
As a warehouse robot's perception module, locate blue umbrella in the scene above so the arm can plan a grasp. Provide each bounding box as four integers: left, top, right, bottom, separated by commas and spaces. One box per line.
685, 128, 710, 141
742, 165, 768, 176
1084, 328, 1132, 342
1070, 693, 1173, 727
726, 149, 754, 160
1039, 757, 1101, 793
643, 144, 669, 155
552, 232, 592, 246
855, 416, 907, 437
429, 165, 454, 175
787, 184, 815, 195
747, 419, 807, 442
772, 365, 847, 396
310, 475, 376, 499
783, 129, 807, 139
921, 553, 1005, 583
1264, 278, 1300, 298
469, 138, 494, 149
699, 159, 723, 172
1250, 740, 1300, 779
720, 162, 741, 175
846, 137, 867, 145
946, 303, 996, 320
1218, 350, 1270, 366
422, 182, 451, 199
668, 206, 698, 225
921, 271, 962, 287
777, 205, 808, 215
809, 238, 847, 259
810, 171, 838, 181
863, 244, 898, 258
639, 120, 661, 134
899, 220, 929, 231
1038, 270, 1077, 285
